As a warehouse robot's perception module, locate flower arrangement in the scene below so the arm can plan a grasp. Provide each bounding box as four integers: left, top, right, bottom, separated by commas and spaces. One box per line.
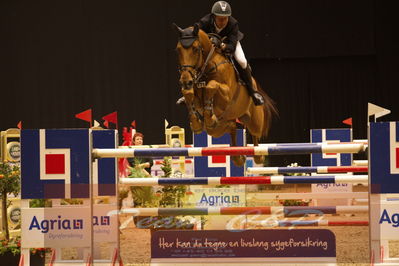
0, 235, 51, 258
30, 247, 51, 258
0, 235, 20, 256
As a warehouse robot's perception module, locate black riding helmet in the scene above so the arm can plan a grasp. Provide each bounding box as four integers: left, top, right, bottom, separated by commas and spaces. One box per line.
211, 1, 232, 17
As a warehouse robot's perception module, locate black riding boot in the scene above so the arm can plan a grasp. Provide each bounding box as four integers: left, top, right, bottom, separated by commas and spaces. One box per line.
240, 65, 264, 106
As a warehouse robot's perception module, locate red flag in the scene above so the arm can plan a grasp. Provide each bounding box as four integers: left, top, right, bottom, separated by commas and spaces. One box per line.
102, 111, 118, 129
75, 109, 92, 127
103, 120, 109, 128
131, 120, 136, 129
342, 117, 353, 126
17, 121, 22, 129
102, 111, 118, 123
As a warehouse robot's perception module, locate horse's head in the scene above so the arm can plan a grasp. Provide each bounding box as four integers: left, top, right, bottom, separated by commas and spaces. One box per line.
173, 23, 209, 90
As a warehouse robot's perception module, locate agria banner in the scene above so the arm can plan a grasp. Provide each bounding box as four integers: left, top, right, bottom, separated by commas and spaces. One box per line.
20, 129, 118, 248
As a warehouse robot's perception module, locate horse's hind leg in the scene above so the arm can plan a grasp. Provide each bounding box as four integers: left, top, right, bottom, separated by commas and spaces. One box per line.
230, 124, 246, 167
252, 135, 265, 165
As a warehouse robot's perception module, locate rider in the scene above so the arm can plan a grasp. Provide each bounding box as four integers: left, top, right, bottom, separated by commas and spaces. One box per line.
177, 1, 265, 106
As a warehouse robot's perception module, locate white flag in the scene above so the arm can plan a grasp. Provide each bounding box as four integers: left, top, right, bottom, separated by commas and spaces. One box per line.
368, 103, 391, 119
165, 119, 169, 129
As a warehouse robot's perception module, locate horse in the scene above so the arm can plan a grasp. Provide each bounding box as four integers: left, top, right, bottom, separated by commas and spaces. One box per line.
173, 23, 277, 166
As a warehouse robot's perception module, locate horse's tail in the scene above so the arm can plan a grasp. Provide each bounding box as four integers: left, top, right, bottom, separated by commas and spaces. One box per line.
255, 81, 278, 138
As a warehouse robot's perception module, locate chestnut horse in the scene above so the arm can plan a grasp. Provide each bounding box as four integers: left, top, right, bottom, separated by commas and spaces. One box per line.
174, 23, 277, 166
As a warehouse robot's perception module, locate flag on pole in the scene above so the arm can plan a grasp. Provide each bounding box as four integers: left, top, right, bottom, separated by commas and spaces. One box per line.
368, 103, 391, 120
165, 119, 169, 129
75, 109, 92, 127
17, 121, 22, 129
131, 120, 136, 129
93, 120, 100, 127
342, 117, 352, 126
103, 120, 109, 128
102, 111, 118, 129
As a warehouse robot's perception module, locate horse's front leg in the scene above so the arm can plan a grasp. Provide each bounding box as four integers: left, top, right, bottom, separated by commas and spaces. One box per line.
229, 125, 246, 167
203, 80, 229, 130
252, 135, 265, 164
182, 87, 203, 134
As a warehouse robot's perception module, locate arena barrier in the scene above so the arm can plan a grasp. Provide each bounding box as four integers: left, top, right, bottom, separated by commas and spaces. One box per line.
247, 166, 368, 174
119, 175, 368, 186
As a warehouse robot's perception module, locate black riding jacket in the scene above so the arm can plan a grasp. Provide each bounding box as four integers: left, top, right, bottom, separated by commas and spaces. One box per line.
198, 14, 244, 53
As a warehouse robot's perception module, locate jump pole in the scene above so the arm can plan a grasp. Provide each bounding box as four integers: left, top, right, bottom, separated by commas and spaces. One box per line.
93, 143, 366, 158
119, 175, 368, 186
247, 166, 368, 175
250, 220, 369, 227
115, 206, 368, 217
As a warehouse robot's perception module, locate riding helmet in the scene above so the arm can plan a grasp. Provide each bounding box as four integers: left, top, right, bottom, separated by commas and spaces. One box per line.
211, 1, 232, 17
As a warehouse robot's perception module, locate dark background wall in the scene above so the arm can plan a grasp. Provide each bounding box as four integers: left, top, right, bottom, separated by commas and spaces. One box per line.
1, 0, 398, 165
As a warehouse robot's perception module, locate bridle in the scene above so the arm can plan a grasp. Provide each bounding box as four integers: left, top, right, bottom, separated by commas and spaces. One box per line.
177, 36, 216, 88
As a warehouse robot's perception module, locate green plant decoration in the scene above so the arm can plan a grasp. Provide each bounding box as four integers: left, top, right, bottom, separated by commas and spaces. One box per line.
0, 161, 20, 241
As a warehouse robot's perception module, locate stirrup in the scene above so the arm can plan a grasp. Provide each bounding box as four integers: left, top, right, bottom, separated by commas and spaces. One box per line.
176, 97, 186, 105
252, 92, 264, 106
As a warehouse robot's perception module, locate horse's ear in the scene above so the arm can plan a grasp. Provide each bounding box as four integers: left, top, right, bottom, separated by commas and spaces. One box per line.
172, 23, 183, 36
192, 23, 199, 36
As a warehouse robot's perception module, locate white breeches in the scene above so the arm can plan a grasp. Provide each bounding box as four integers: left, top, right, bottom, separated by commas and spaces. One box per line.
234, 41, 247, 69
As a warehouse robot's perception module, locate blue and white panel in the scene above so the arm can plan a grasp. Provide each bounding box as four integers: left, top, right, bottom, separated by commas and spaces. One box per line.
369, 121, 399, 263
92, 130, 117, 197
370, 122, 399, 194
311, 129, 352, 166
193, 130, 244, 177
21, 129, 91, 199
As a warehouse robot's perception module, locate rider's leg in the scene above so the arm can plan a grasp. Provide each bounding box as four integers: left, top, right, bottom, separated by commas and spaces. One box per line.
234, 42, 264, 106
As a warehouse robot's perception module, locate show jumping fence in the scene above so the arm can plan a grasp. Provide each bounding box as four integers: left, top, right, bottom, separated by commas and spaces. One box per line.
19, 122, 399, 265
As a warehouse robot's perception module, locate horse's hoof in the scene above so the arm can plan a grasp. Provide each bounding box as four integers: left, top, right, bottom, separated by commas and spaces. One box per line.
232, 155, 246, 167
176, 97, 186, 105
205, 120, 217, 130
254, 155, 265, 165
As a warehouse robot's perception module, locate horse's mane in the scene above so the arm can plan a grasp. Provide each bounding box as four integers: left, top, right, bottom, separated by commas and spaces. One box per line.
197, 29, 213, 53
